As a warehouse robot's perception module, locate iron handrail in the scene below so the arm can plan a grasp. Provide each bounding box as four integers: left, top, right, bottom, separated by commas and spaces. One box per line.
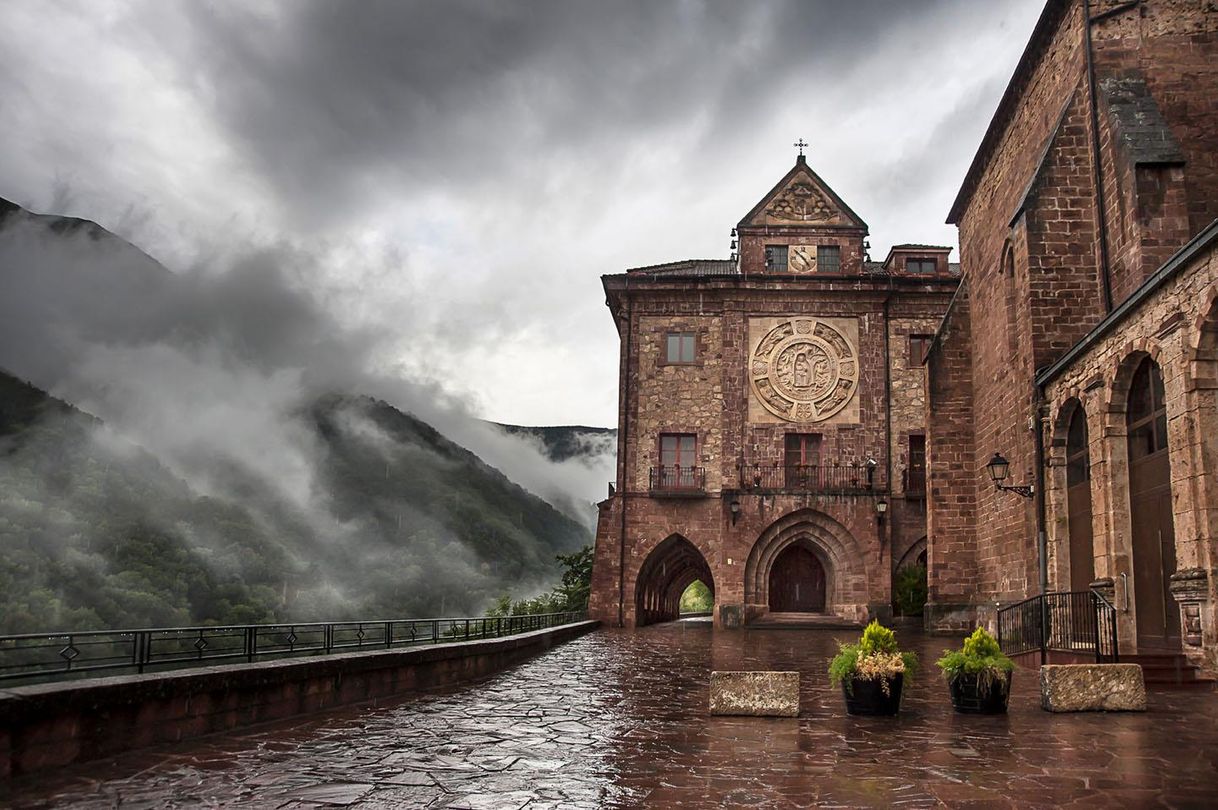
0, 611, 587, 687
996, 591, 1118, 664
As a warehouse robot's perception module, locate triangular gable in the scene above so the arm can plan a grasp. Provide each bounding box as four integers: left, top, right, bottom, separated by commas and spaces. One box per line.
738, 156, 868, 231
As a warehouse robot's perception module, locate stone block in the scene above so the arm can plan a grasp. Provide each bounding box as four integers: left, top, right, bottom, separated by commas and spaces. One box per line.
709, 671, 799, 717
1039, 664, 1147, 712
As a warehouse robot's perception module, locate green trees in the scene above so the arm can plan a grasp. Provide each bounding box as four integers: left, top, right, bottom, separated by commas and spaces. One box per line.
0, 373, 592, 633
485, 545, 593, 617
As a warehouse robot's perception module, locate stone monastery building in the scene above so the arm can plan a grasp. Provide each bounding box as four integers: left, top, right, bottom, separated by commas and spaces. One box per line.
587, 152, 959, 629
589, 0, 1218, 675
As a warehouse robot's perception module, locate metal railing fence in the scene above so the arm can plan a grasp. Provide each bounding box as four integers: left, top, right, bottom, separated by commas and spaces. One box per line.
997, 591, 1118, 664
0, 611, 586, 687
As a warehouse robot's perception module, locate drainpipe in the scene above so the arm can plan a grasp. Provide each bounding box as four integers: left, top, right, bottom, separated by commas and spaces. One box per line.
882, 288, 894, 565
1083, 0, 1115, 313
1033, 381, 1049, 596
617, 295, 633, 627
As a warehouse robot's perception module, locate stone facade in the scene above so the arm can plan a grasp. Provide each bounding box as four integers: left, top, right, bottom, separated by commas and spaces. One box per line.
589, 156, 958, 628
928, 0, 1218, 672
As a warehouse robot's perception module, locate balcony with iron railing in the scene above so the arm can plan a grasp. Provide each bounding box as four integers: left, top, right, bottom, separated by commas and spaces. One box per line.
649, 465, 707, 497
738, 461, 884, 495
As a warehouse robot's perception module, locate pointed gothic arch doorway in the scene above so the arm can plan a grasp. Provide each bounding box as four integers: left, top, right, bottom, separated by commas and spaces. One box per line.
1125, 356, 1180, 650
768, 542, 827, 612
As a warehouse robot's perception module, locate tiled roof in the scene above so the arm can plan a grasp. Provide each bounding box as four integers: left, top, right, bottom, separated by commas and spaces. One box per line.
626, 259, 739, 277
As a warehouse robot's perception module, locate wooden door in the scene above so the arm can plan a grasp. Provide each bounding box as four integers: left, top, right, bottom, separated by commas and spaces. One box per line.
1130, 453, 1180, 649
768, 545, 826, 613
1126, 358, 1180, 650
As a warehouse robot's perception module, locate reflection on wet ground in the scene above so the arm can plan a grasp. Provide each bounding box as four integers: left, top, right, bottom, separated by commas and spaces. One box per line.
4, 622, 1218, 808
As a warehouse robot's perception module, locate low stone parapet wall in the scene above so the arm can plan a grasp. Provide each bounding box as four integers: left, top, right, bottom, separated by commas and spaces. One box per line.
0, 620, 598, 779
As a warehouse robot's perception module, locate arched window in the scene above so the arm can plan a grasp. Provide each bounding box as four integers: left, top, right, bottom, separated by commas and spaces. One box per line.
1001, 241, 1018, 357
1128, 358, 1168, 460
1064, 403, 1094, 591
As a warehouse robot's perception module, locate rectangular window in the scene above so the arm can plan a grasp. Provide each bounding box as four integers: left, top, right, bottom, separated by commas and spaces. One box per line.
905, 433, 927, 495
784, 433, 822, 488
659, 433, 698, 488
907, 258, 937, 274
664, 332, 696, 364
816, 245, 841, 273
765, 244, 788, 272
908, 334, 933, 366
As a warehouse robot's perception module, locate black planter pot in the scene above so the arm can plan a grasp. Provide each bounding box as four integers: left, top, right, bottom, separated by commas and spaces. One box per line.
947, 671, 1012, 714
841, 673, 903, 715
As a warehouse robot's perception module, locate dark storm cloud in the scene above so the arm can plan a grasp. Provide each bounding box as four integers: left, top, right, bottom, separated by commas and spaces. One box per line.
168, 0, 956, 225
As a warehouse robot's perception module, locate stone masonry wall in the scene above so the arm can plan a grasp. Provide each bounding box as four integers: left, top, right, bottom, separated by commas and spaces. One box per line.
1043, 238, 1218, 670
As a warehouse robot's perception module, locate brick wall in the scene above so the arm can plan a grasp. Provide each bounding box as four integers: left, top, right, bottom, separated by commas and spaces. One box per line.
930, 0, 1218, 632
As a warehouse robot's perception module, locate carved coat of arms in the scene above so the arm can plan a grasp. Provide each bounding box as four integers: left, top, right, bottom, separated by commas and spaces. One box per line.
750, 319, 859, 422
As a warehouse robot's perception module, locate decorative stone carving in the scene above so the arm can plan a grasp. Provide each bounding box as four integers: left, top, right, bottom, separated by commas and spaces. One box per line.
765, 180, 834, 223
749, 318, 859, 422
1169, 567, 1209, 647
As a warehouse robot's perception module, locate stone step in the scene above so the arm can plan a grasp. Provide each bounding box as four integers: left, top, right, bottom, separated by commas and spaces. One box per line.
747, 613, 864, 630
1124, 654, 1216, 688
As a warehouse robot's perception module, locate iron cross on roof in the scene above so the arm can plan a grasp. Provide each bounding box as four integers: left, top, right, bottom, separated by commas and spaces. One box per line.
793, 138, 808, 157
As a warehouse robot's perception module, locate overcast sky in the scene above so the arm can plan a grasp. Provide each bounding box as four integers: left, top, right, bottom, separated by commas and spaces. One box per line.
0, 0, 1043, 427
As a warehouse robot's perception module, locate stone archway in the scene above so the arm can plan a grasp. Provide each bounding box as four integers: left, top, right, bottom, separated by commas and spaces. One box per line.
634, 534, 715, 627
744, 509, 867, 622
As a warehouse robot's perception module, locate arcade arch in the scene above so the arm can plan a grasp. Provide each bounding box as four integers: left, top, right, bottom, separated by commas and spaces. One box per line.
634, 534, 715, 627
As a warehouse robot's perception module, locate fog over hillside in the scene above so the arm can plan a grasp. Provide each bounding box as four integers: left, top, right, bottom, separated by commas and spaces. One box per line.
0, 199, 614, 629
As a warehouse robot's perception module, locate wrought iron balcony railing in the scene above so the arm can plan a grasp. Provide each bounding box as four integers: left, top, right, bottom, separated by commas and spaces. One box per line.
649, 465, 706, 496
739, 462, 883, 494
0, 611, 587, 688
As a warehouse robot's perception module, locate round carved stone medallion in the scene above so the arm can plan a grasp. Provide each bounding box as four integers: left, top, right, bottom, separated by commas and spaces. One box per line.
750, 318, 859, 422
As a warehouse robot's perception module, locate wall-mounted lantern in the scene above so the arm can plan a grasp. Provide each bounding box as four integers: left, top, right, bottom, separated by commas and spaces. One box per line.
986, 452, 1034, 499
729, 499, 741, 526
875, 498, 888, 525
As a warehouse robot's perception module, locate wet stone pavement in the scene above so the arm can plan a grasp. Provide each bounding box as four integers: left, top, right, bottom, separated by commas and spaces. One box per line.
4, 621, 1218, 808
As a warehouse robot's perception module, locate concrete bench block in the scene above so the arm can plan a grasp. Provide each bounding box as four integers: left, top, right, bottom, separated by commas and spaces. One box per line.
1040, 664, 1147, 712
709, 671, 799, 717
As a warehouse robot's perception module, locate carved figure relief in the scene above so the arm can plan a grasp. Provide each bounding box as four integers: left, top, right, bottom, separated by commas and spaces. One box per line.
788, 245, 817, 273
750, 318, 859, 422
765, 180, 834, 223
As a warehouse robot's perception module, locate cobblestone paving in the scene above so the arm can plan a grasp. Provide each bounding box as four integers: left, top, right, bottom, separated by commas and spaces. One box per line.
4, 622, 1218, 808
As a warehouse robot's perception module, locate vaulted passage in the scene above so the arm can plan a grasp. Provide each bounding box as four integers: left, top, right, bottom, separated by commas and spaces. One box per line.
634, 534, 714, 627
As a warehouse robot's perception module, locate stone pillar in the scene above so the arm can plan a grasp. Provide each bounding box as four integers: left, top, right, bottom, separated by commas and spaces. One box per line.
1168, 568, 1209, 651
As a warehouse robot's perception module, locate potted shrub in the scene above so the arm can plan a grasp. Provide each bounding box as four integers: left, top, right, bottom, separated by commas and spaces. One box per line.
828, 620, 918, 715
936, 626, 1014, 714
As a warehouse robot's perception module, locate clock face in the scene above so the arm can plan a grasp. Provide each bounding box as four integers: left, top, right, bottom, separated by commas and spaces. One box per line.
750, 318, 859, 423
788, 245, 817, 273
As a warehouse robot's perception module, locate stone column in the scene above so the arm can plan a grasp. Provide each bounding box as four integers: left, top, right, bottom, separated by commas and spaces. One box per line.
1168, 567, 1210, 651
